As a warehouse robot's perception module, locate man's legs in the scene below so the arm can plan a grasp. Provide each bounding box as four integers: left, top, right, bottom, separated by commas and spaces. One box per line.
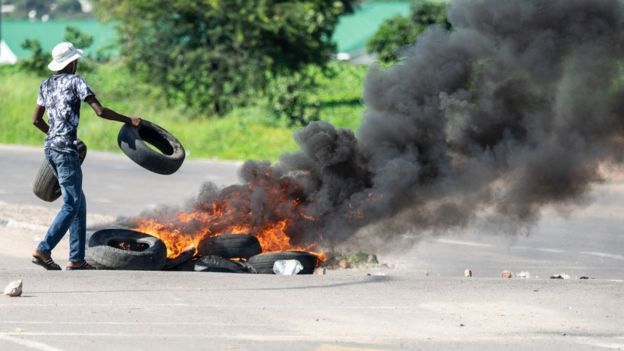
68, 190, 87, 262
36, 149, 84, 257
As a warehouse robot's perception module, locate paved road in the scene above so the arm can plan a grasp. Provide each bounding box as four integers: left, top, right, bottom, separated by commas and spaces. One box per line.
0, 268, 622, 351
0, 144, 623, 350
0, 144, 241, 217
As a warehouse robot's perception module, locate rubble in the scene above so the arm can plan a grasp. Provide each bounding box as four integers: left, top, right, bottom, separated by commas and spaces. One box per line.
273, 259, 304, 275
464, 269, 472, 278
324, 251, 380, 269
3, 279, 22, 297
314, 267, 327, 275
500, 271, 513, 279
550, 273, 570, 280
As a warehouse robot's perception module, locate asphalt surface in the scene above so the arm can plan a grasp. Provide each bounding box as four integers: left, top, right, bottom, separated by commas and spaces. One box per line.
0, 144, 623, 351
0, 144, 241, 217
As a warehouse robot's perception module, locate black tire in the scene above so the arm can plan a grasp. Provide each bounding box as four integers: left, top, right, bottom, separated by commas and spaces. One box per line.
32, 140, 87, 202
163, 246, 195, 270
197, 234, 262, 259
86, 229, 167, 270
194, 255, 249, 273
248, 251, 318, 274
117, 119, 185, 175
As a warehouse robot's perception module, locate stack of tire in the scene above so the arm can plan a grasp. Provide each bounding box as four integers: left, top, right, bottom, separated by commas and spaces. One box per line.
32, 119, 318, 274
85, 229, 319, 274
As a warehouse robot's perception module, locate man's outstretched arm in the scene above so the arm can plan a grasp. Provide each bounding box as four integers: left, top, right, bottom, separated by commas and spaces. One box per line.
32, 104, 49, 135
85, 96, 141, 127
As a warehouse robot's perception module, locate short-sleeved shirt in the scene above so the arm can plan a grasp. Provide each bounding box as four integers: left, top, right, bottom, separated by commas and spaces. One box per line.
37, 73, 95, 153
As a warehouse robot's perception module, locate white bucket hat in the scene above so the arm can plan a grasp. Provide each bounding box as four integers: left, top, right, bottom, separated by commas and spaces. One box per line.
47, 42, 83, 71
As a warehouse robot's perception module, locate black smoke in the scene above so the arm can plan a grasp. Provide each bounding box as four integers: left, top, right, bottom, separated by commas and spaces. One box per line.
132, 0, 624, 251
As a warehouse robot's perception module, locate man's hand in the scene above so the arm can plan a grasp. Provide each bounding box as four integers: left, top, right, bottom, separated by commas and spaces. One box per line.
129, 117, 142, 128
32, 104, 49, 135
85, 96, 141, 127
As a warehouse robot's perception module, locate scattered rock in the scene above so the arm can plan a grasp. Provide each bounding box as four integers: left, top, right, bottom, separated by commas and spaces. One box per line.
516, 271, 531, 279
500, 271, 513, 279
3, 279, 22, 297
550, 273, 570, 280
578, 276, 590, 280
314, 267, 327, 275
338, 259, 349, 269
464, 269, 472, 278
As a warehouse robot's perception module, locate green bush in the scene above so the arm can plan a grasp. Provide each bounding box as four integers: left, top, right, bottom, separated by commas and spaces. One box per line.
19, 39, 48, 75
94, 0, 354, 117
267, 68, 321, 126
0, 61, 367, 160
19, 26, 96, 75
367, 16, 422, 64
367, 0, 451, 64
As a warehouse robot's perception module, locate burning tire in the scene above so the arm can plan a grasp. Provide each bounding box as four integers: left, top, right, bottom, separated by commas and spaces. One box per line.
33, 140, 87, 202
163, 246, 195, 270
194, 255, 249, 273
197, 234, 262, 259
248, 251, 318, 274
117, 119, 185, 175
86, 229, 167, 270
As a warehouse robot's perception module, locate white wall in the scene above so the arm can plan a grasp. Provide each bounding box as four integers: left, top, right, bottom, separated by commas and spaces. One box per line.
0, 40, 18, 64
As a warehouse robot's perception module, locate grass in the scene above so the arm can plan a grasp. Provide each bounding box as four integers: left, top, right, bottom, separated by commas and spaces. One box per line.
0, 62, 367, 161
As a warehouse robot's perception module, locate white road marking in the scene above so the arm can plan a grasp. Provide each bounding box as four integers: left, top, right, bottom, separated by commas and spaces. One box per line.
511, 246, 564, 253
93, 198, 111, 203
0, 321, 262, 327
0, 303, 404, 309
435, 239, 495, 248
0, 334, 66, 351
0, 332, 394, 343
575, 336, 624, 350
581, 251, 624, 261
0, 218, 47, 232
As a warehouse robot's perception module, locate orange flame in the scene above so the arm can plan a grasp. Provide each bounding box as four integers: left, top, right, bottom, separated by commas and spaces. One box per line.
133, 170, 326, 261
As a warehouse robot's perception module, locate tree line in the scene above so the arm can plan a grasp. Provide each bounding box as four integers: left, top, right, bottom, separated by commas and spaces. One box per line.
17, 0, 449, 125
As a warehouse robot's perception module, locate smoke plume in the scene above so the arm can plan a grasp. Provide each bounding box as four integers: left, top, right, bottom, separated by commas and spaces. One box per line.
129, 0, 624, 252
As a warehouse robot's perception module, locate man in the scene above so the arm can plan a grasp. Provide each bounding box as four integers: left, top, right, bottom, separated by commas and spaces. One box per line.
31, 42, 141, 270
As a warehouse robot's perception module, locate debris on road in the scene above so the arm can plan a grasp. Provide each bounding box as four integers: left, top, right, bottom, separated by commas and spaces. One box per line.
500, 271, 513, 279
464, 269, 472, 278
273, 259, 304, 275
516, 271, 531, 279
550, 273, 570, 280
324, 251, 380, 269
314, 267, 327, 275
3, 279, 22, 297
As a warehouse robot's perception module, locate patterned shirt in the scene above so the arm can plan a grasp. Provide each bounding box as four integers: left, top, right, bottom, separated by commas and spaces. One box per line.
37, 74, 94, 152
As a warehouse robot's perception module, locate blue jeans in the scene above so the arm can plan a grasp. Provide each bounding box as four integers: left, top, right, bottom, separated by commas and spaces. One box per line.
37, 148, 87, 262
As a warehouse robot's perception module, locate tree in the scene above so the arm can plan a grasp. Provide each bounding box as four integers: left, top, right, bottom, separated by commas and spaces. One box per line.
20, 26, 95, 75
94, 0, 352, 117
19, 39, 48, 75
367, 0, 451, 64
